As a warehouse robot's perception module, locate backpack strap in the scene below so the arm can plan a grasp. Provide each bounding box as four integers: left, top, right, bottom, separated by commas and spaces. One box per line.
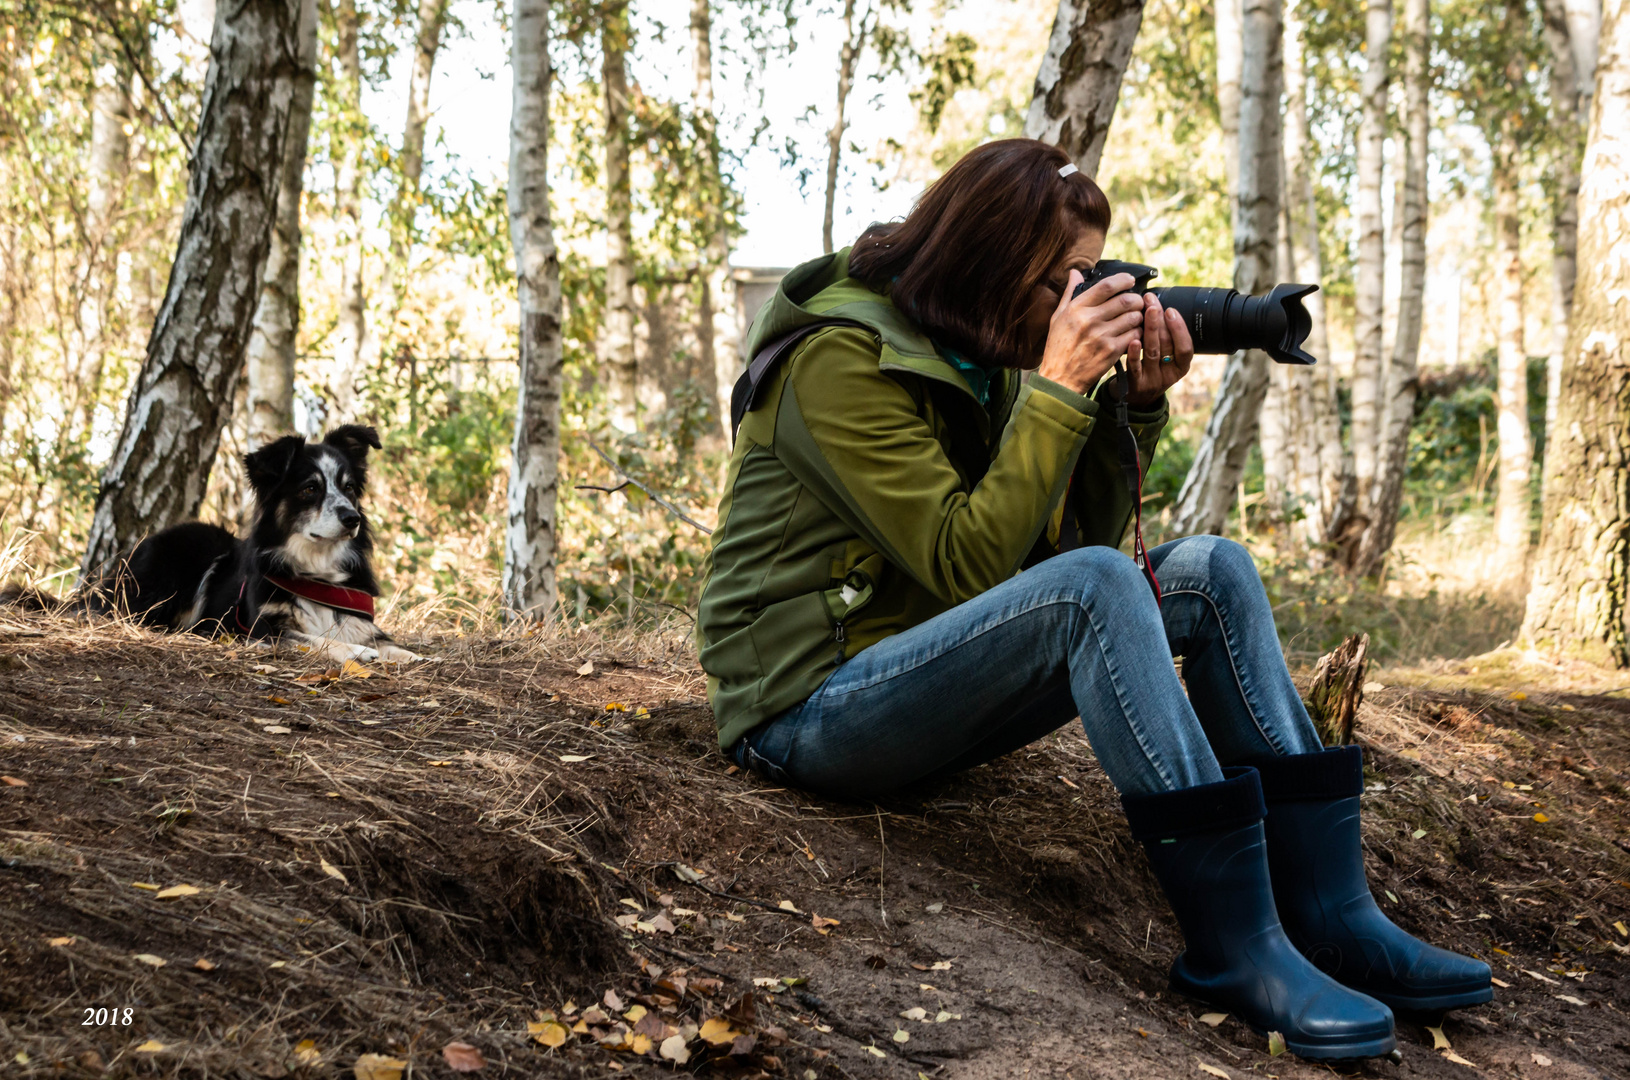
730, 319, 870, 443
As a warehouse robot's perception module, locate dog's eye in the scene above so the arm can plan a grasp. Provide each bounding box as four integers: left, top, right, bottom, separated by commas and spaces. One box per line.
300, 483, 320, 499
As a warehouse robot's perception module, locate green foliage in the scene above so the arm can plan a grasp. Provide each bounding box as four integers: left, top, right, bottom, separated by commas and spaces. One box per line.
911, 31, 978, 135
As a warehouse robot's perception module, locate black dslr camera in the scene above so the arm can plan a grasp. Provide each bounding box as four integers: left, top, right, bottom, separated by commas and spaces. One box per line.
1072, 260, 1320, 365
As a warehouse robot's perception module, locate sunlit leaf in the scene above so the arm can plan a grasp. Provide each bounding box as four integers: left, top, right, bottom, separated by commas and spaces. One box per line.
353, 1053, 407, 1080
442, 1041, 486, 1072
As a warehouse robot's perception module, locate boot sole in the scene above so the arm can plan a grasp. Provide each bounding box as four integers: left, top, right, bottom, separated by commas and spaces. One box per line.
1170, 990, 1398, 1061
1365, 985, 1494, 1017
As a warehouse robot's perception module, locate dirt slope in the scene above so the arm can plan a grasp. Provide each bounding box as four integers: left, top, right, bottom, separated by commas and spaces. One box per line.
1, 613, 1627, 1079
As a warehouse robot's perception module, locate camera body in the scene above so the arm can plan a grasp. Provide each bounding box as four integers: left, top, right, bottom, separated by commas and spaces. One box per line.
1072, 259, 1320, 366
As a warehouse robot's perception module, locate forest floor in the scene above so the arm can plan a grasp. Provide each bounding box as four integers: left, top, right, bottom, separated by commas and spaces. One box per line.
2, 612, 1629, 1079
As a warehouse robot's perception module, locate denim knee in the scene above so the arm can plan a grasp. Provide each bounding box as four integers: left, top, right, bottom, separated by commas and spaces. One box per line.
1047, 545, 1153, 606
1160, 534, 1262, 599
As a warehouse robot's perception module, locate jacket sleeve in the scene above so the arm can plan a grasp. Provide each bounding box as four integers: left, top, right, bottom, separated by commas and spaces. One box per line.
1069, 390, 1168, 549
773, 327, 1099, 605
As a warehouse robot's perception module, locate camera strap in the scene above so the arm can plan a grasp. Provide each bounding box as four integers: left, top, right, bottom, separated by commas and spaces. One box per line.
1110, 359, 1162, 605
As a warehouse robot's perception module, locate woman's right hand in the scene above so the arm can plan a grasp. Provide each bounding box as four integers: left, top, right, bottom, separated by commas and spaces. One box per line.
1035, 270, 1148, 395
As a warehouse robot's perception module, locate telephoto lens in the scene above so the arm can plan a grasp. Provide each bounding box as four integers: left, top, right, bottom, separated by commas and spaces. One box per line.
1072, 259, 1320, 365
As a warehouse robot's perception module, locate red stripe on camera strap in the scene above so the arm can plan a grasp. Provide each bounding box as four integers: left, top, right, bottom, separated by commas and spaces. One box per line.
1111, 359, 1162, 605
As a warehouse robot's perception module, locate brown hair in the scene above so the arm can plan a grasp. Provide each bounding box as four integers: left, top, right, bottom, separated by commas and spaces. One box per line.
847, 138, 1112, 370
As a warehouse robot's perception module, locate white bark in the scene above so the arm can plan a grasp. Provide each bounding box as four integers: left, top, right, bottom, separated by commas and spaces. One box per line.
75, 44, 132, 436
1023, 0, 1148, 177
1171, 0, 1282, 536
1216, 0, 1243, 199
382, 0, 448, 337
1356, 0, 1428, 575
692, 0, 739, 442
329, 0, 370, 422
503, 0, 565, 620
82, 0, 308, 578
1350, 0, 1391, 533
1566, 0, 1603, 99
1492, 137, 1532, 574
246, 0, 318, 451
1544, 0, 1588, 440
603, 2, 638, 431
1277, 0, 1347, 548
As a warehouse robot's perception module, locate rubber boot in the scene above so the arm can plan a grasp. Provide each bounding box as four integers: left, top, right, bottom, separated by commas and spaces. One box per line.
1250, 746, 1494, 1015
1122, 769, 1397, 1061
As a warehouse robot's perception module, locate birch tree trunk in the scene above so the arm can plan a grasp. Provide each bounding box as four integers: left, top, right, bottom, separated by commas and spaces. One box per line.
692, 0, 739, 442
1216, 0, 1243, 197
1349, 0, 1391, 543
602, 0, 638, 431
381, 0, 448, 339
74, 43, 132, 438
1279, 0, 1348, 549
1543, 0, 1591, 439
503, 0, 565, 620
1491, 133, 1533, 575
328, 0, 370, 422
81, 0, 307, 579
822, 0, 868, 255
1354, 0, 1427, 576
1023, 0, 1147, 177
1520, 0, 1630, 663
246, 0, 318, 451
1171, 0, 1282, 537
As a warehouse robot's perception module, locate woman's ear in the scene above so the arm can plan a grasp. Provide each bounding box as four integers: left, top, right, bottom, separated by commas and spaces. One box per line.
244, 436, 305, 494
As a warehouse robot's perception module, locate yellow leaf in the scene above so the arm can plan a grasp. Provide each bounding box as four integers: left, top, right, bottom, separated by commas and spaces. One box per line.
865, 1046, 887, 1058
428, 760, 452, 767
1507, 691, 1528, 701
1427, 1025, 1451, 1050
893, 1029, 910, 1043
293, 1040, 321, 1065
1266, 1031, 1286, 1056
353, 1053, 407, 1080
623, 1004, 648, 1023
135, 1040, 165, 1053
133, 953, 166, 967
1197, 1013, 1227, 1027
268, 696, 293, 705
1614, 921, 1628, 937
194, 958, 217, 971
812, 914, 841, 928
777, 899, 801, 913
155, 883, 200, 899
630, 1034, 652, 1055
14, 1051, 29, 1064
604, 702, 627, 712
48, 936, 73, 947
1534, 813, 1551, 823
1197, 1062, 1230, 1079
528, 1021, 569, 1048
132, 881, 160, 891
320, 858, 350, 885
899, 1007, 927, 1021
1444, 1050, 1478, 1067
340, 660, 373, 679
699, 1017, 740, 1046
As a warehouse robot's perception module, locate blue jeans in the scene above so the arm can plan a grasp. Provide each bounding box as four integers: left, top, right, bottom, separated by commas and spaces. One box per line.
733, 535, 1323, 798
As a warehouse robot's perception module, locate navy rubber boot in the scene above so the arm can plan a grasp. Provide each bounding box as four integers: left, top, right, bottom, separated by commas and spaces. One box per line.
1250, 746, 1494, 1016
1122, 769, 1397, 1061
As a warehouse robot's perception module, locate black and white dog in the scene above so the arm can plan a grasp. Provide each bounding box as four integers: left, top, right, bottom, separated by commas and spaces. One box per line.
9, 425, 420, 664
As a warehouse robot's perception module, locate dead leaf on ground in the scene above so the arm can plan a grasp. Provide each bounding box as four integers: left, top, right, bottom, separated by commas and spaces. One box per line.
353, 1053, 407, 1080
812, 914, 840, 929
135, 1040, 165, 1053
1443, 1050, 1478, 1067
560, 754, 593, 763
155, 883, 200, 899
131, 881, 160, 891
1555, 994, 1588, 1006
193, 957, 217, 971
1532, 1052, 1552, 1066
899, 1007, 927, 1021
133, 953, 166, 967
603, 989, 625, 1011
527, 1020, 569, 1048
577, 660, 595, 676
1427, 1025, 1451, 1049
340, 660, 372, 679
442, 1041, 486, 1072
263, 725, 293, 734
1197, 1062, 1230, 1079
1266, 1032, 1286, 1056
320, 857, 349, 885
1197, 1013, 1227, 1027
892, 1029, 910, 1043
699, 1017, 741, 1046
660, 1034, 691, 1063
47, 936, 72, 947
777, 899, 801, 913
2, 775, 27, 786
864, 1047, 886, 1058
292, 1040, 321, 1066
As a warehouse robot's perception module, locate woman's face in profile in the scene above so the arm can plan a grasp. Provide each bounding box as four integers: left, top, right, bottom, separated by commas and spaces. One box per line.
1022, 227, 1108, 364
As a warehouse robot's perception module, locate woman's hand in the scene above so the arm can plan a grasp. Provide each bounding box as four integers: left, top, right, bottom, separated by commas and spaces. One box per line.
1123, 292, 1193, 406
1035, 270, 1148, 395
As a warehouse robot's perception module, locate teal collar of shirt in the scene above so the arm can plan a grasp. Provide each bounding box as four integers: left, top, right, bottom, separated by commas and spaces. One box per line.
937, 345, 991, 407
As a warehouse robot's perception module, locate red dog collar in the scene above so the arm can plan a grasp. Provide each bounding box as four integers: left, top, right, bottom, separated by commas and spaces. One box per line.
266, 575, 376, 620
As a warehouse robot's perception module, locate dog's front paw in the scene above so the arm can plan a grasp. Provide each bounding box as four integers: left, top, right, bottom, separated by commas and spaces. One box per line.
376, 643, 425, 663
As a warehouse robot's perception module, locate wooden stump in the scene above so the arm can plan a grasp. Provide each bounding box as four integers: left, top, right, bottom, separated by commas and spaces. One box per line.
1305, 633, 1369, 746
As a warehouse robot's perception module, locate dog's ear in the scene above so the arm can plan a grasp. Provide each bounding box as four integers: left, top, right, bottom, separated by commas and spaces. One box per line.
244, 436, 306, 494
323, 425, 382, 461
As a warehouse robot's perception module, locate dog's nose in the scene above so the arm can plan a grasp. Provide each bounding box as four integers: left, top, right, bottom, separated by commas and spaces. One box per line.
337, 507, 362, 530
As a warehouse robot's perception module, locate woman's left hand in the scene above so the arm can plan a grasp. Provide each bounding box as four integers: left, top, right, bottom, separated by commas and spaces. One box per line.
1123, 293, 1193, 407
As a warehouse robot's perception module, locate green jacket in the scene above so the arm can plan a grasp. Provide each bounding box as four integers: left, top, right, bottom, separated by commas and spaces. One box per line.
697, 249, 1167, 750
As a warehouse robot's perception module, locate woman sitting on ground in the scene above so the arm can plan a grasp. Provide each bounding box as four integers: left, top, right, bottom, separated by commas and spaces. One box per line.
696, 138, 1490, 1061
